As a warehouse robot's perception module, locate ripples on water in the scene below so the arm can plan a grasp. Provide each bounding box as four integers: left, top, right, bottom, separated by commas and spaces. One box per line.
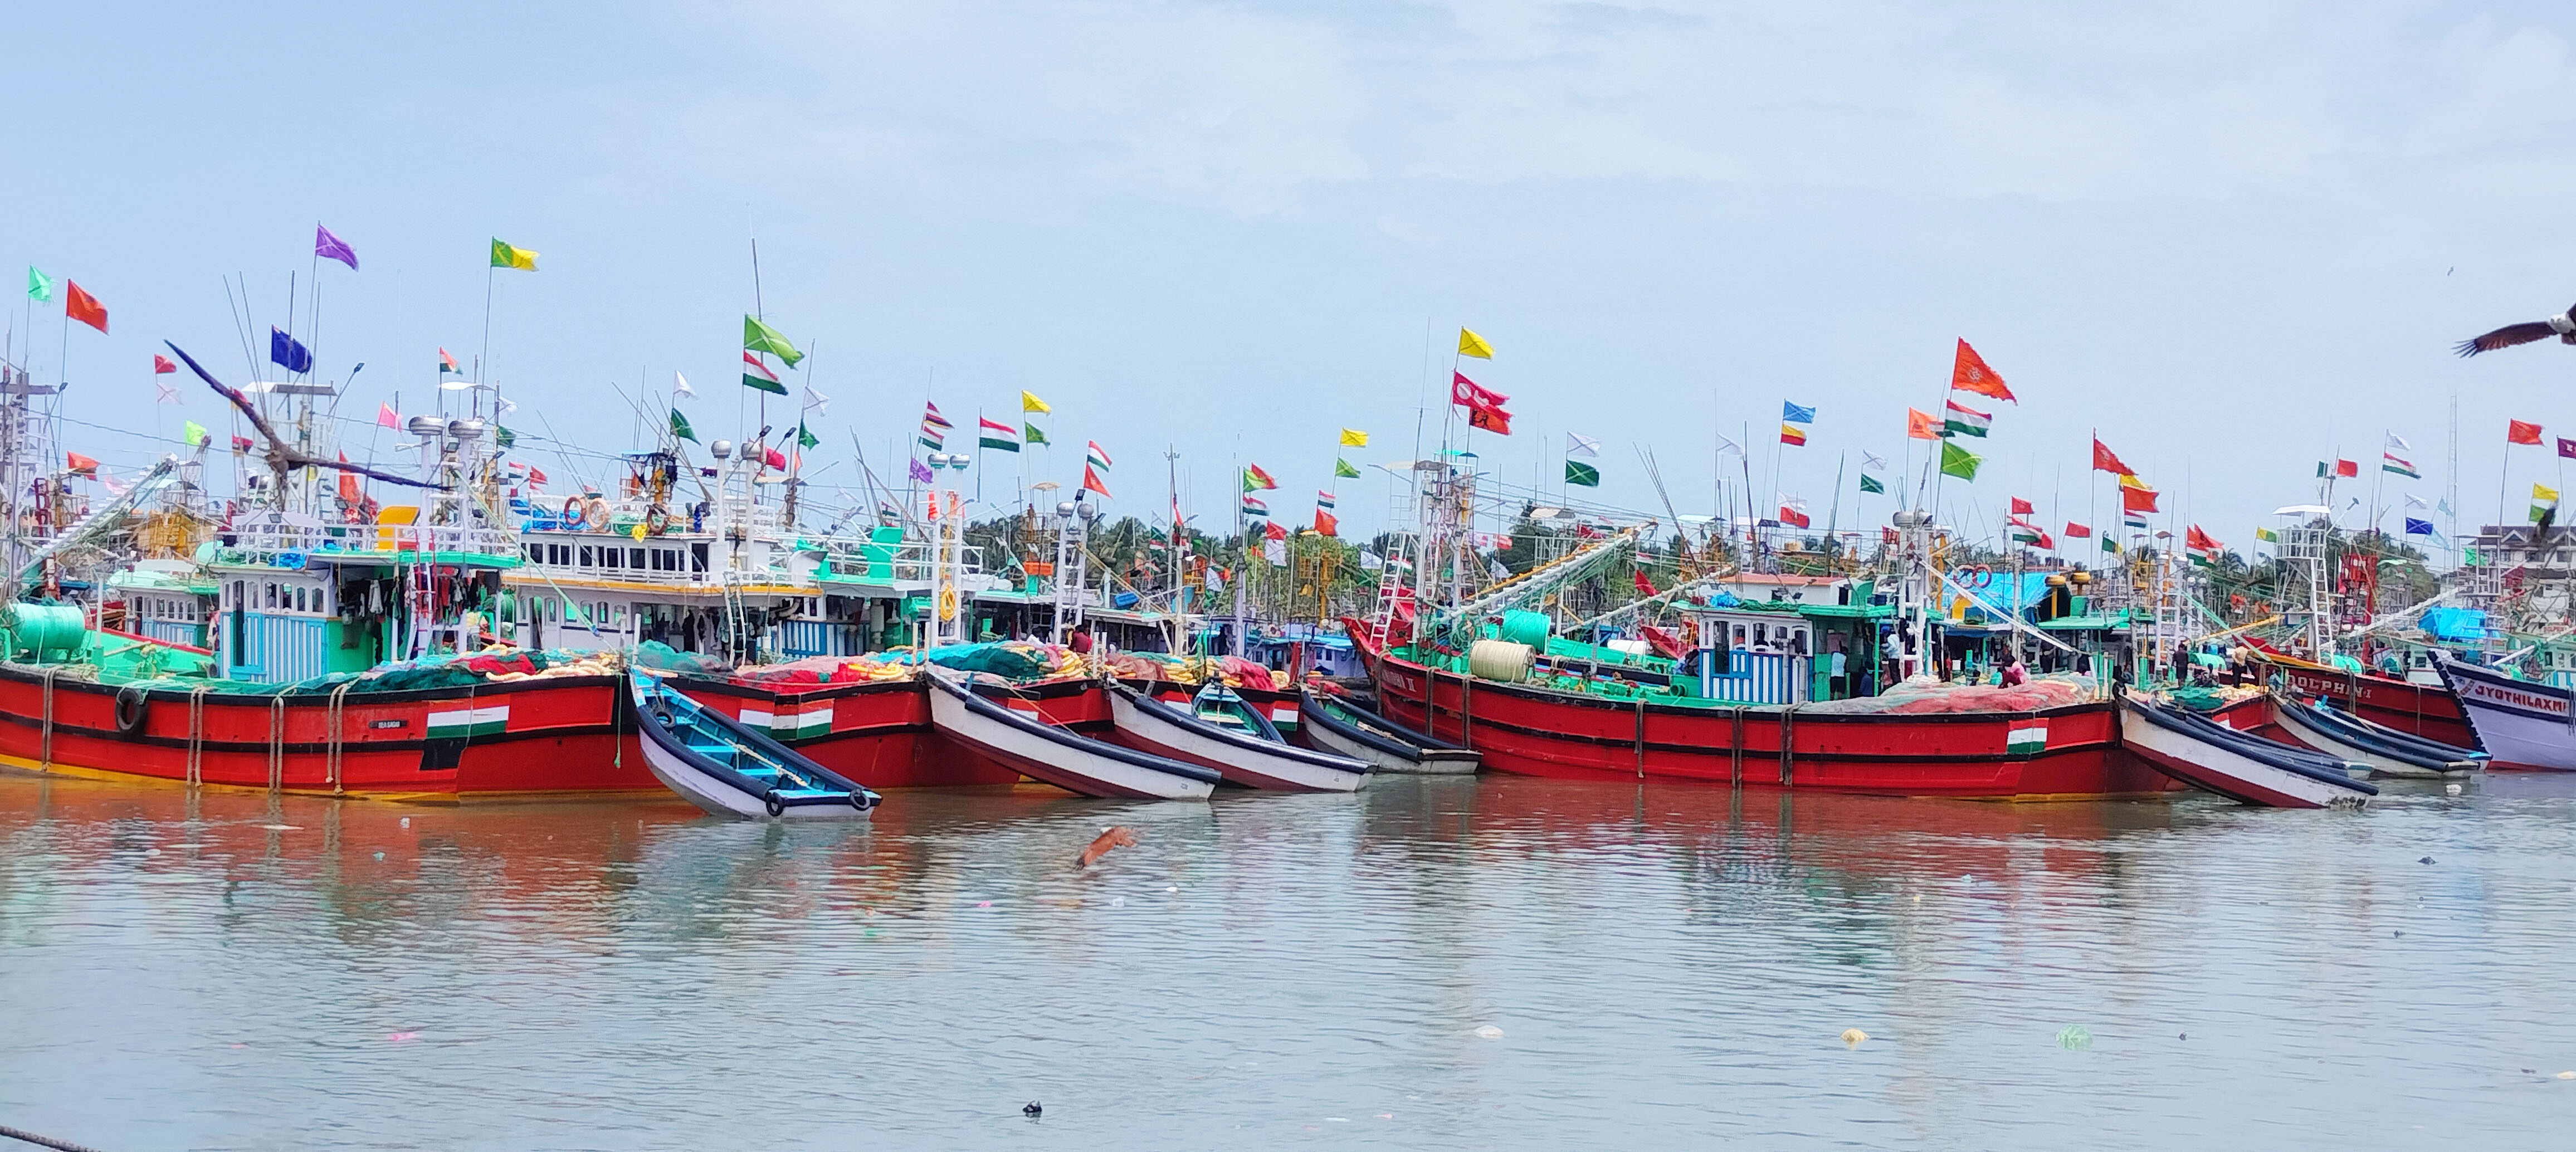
2, 768, 2573, 1150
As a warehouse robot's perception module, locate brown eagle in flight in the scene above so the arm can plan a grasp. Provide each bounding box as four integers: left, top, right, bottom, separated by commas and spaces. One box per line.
2457, 306, 2576, 356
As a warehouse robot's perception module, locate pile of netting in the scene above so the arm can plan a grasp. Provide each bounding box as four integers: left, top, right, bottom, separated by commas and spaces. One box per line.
92, 647, 628, 696
1800, 672, 2097, 714
1099, 652, 1291, 691
729, 641, 1086, 686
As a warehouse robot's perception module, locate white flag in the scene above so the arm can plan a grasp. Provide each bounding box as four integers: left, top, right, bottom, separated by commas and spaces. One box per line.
1567, 432, 1600, 458
1778, 492, 1807, 510
673, 371, 694, 399
2438, 497, 2453, 514
1489, 558, 1510, 579
1358, 550, 1384, 570
154, 382, 179, 404
1263, 538, 1287, 565
804, 385, 830, 415
98, 468, 125, 496
495, 396, 518, 414
1715, 432, 1743, 457
1861, 450, 1889, 471
2404, 493, 2429, 509
2386, 432, 2413, 451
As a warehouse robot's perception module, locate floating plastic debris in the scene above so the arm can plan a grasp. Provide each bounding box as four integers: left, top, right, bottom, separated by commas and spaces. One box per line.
2559, 1071, 2575, 1080
372, 852, 385, 861
1473, 1025, 1504, 1039
1110, 896, 1126, 908
975, 901, 993, 907
1840, 1028, 1868, 1048
2419, 856, 2435, 865
1165, 886, 1179, 893
2445, 783, 2462, 795
2056, 1026, 2092, 1050
1077, 826, 1136, 869
400, 817, 411, 828
1023, 1101, 1042, 1117
387, 1031, 419, 1043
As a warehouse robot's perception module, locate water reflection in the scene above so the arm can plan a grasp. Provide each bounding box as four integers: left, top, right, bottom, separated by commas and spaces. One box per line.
1, 767, 2570, 1150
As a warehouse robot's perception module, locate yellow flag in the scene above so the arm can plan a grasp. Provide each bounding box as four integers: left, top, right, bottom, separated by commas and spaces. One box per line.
2537, 482, 2560, 502
1457, 327, 1494, 359
1339, 428, 1368, 447
1021, 391, 1050, 413
490, 238, 538, 270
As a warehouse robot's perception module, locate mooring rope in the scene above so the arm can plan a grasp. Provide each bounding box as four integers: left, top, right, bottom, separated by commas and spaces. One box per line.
0, 1120, 114, 1152
326, 680, 354, 795
184, 686, 208, 787
37, 668, 56, 771
266, 693, 286, 793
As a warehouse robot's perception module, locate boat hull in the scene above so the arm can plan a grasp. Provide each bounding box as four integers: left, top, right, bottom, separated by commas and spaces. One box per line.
2268, 695, 2476, 779
675, 677, 1023, 789
1297, 691, 1479, 774
924, 674, 1216, 800
631, 673, 879, 821
1107, 686, 1369, 793
0, 662, 660, 799
2264, 657, 2475, 748
2436, 657, 2576, 771
1358, 642, 2172, 799
2120, 699, 2372, 808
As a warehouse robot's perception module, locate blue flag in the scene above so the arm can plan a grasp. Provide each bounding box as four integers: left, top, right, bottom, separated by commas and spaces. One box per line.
269, 326, 313, 374
2404, 517, 2436, 536
1782, 401, 1816, 423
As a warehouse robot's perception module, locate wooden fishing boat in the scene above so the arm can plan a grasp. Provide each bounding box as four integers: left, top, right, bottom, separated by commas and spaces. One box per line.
1297, 689, 1479, 774
1107, 682, 1370, 792
630, 671, 880, 819
673, 675, 1024, 789
2433, 656, 2576, 771
2120, 694, 2377, 808
2270, 693, 2481, 779
923, 671, 1217, 800
1353, 629, 2174, 799
2255, 651, 2473, 748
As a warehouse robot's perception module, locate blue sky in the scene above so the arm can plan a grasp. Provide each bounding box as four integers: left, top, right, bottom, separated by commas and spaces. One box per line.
10, 1, 2576, 553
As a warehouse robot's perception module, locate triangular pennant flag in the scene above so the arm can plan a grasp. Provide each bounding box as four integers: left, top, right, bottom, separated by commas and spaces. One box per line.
670, 409, 697, 442
1334, 458, 1361, 479
743, 315, 805, 367
1457, 327, 1494, 359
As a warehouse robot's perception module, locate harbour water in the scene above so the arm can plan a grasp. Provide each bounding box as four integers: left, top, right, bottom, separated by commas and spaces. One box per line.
3, 769, 2573, 1150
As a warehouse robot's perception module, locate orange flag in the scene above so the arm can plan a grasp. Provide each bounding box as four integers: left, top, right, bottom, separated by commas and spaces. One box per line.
65, 452, 98, 475
64, 282, 108, 333
1951, 339, 2014, 402
1906, 408, 1940, 440
2509, 419, 2544, 446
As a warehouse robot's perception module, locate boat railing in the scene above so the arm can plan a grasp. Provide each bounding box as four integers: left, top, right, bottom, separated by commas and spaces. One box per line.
228, 516, 519, 559
812, 536, 984, 584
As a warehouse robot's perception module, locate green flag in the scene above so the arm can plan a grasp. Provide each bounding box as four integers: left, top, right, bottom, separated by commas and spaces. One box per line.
489, 239, 538, 270
670, 409, 697, 442
1939, 440, 1981, 481
1334, 458, 1361, 479
1564, 460, 1601, 487
797, 421, 819, 450
2102, 536, 2120, 554
1858, 474, 1885, 494
26, 266, 50, 302
180, 419, 208, 447
743, 315, 804, 367
495, 426, 516, 450
1023, 423, 1048, 446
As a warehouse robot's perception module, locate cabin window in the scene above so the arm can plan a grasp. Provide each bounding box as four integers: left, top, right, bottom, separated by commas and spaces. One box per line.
579, 546, 594, 567
548, 544, 568, 565
691, 543, 709, 573
294, 587, 306, 613
601, 547, 620, 569
265, 583, 277, 608
630, 548, 646, 569
526, 543, 543, 563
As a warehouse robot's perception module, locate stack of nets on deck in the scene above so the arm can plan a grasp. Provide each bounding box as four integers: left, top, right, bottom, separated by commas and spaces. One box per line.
1801, 673, 2096, 714
730, 641, 1086, 687
1100, 652, 1290, 691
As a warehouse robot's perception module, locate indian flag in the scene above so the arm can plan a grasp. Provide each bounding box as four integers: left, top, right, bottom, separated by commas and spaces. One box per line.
743, 700, 832, 738
1943, 399, 1992, 438
920, 402, 952, 450
1085, 440, 1113, 471
2382, 452, 2419, 479
426, 704, 509, 738
741, 352, 787, 395
1241, 494, 1268, 516
2006, 724, 2048, 753
978, 416, 1021, 452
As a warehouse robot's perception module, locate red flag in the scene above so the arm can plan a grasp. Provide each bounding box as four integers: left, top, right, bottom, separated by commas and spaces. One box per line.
2009, 496, 2035, 515
1906, 408, 1940, 440
336, 454, 362, 503
1262, 520, 1287, 542
2122, 485, 2159, 514
2186, 524, 2222, 555
1450, 372, 1509, 410
1778, 505, 1811, 528
152, 354, 176, 374
764, 446, 788, 470
65, 451, 98, 475
2510, 419, 2544, 445
64, 282, 107, 333
1313, 508, 1338, 536
2090, 437, 2135, 476
1467, 405, 1513, 435
1950, 339, 2015, 402
230, 435, 255, 452
2063, 521, 2093, 538
1082, 466, 1113, 499
1632, 569, 1657, 597
2334, 459, 2358, 477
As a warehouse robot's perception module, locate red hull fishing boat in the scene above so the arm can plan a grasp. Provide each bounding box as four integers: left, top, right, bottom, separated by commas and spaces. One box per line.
2257, 653, 2472, 748
1352, 631, 2173, 799
0, 661, 659, 799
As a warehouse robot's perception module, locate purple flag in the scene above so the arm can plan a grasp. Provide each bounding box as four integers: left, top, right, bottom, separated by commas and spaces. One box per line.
908, 457, 935, 484
314, 223, 358, 270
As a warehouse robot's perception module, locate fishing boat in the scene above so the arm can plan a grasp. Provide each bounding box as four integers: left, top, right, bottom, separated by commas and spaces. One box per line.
629, 671, 879, 818
2255, 651, 2474, 748
922, 671, 1218, 800
2270, 692, 2481, 779
2433, 655, 2576, 770
1297, 688, 1479, 774
1107, 681, 1371, 792
2119, 694, 2377, 808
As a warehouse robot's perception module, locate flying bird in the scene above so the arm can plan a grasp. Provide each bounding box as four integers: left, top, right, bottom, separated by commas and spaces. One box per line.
163, 341, 445, 491
2456, 305, 2576, 356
